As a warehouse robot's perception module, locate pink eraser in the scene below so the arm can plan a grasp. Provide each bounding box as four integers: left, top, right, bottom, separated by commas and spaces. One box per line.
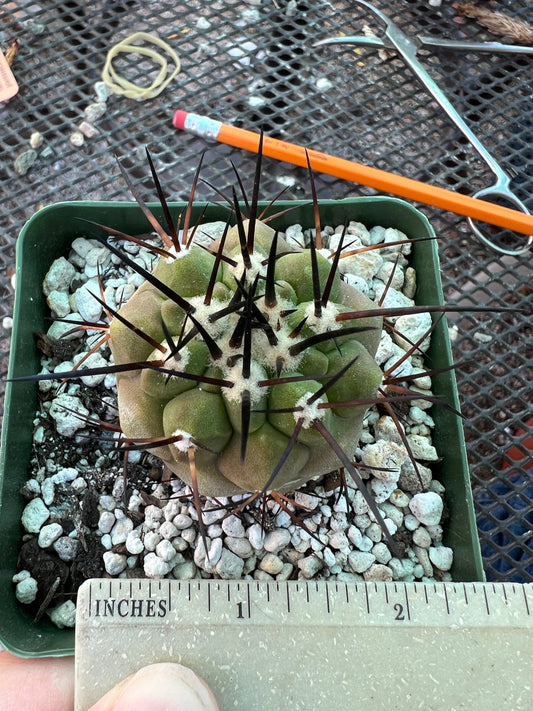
173, 110, 188, 129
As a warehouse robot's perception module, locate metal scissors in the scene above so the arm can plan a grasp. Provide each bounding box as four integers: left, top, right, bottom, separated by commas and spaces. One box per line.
315, 0, 533, 256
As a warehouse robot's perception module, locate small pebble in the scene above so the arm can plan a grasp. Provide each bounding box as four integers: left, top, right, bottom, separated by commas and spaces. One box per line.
202, 507, 226, 525
21, 498, 50, 533
53, 536, 79, 562
125, 530, 144, 555
412, 526, 432, 549
225, 536, 254, 559
414, 546, 433, 577
263, 528, 291, 554
159, 520, 179, 540
38, 522, 63, 548
49, 394, 89, 437
78, 121, 99, 138
16, 577, 38, 604
221, 515, 245, 538
48, 600, 76, 629
409, 492, 443, 526
173, 560, 197, 579
84, 102, 107, 122
328, 531, 349, 550
14, 149, 38, 175
348, 551, 375, 573
276, 563, 294, 581
30, 131, 43, 149
144, 531, 162, 551
294, 491, 320, 511
259, 553, 284, 575
51, 467, 79, 485
363, 563, 393, 582
143, 552, 171, 577
181, 527, 196, 544
247, 523, 265, 550
174, 513, 193, 529
406, 434, 439, 462
98, 510, 115, 534
103, 552, 127, 576
12, 570, 31, 584
428, 546, 453, 572
41, 479, 55, 506
69, 131, 85, 147
43, 257, 76, 295
94, 80, 112, 102
215, 548, 244, 579
297, 555, 323, 578
144, 505, 164, 530
372, 542, 392, 565
110, 517, 134, 545
99, 495, 116, 511
156, 539, 178, 563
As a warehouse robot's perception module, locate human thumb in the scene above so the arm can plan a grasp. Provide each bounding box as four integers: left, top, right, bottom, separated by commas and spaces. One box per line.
88, 662, 220, 711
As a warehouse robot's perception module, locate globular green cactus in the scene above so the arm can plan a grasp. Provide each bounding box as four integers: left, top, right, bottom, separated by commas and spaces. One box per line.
108, 216, 384, 498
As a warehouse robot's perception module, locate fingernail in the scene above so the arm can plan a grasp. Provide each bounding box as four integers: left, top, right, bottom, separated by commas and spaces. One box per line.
91, 663, 219, 711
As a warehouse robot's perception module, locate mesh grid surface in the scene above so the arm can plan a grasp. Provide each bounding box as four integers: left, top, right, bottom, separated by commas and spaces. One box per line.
0, 0, 531, 582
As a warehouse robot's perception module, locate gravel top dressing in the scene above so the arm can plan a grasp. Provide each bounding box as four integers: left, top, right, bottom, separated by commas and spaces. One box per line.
13, 220, 453, 629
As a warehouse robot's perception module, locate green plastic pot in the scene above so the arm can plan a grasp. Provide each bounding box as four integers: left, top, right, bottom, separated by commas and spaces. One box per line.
0, 197, 484, 657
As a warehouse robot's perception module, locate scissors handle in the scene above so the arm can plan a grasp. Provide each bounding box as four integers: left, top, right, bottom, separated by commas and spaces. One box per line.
469, 183, 533, 256
350, 1, 532, 256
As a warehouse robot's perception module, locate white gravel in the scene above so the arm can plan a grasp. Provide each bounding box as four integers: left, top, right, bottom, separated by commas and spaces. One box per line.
13, 222, 456, 628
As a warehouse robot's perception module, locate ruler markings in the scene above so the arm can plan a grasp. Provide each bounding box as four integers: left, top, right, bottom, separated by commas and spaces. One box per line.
483, 587, 490, 615
78, 580, 533, 625
443, 584, 450, 615
523, 585, 530, 615
404, 583, 411, 621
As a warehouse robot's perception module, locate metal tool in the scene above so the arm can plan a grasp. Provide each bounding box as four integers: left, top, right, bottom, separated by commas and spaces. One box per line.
75, 578, 533, 711
315, 0, 533, 256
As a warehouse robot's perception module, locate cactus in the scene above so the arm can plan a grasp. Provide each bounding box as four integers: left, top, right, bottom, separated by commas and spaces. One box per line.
108, 213, 384, 499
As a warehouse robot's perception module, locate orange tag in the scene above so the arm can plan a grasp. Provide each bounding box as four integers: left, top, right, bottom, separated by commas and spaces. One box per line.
0, 48, 19, 102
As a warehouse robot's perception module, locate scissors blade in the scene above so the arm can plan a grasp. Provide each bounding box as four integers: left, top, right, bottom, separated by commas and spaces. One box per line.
314, 34, 533, 55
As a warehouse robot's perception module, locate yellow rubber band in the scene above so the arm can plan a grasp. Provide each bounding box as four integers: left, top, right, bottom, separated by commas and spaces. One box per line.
102, 31, 180, 100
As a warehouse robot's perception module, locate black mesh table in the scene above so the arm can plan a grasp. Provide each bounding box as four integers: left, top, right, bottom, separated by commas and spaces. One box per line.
1, 0, 531, 581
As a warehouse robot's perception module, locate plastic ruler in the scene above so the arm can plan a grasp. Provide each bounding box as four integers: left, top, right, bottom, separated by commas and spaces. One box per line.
75, 579, 533, 711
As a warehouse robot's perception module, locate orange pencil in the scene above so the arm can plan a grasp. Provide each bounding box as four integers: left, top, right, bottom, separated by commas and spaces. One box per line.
173, 110, 533, 240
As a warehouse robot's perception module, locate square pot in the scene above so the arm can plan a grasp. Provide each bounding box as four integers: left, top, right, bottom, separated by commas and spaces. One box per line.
0, 197, 484, 657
